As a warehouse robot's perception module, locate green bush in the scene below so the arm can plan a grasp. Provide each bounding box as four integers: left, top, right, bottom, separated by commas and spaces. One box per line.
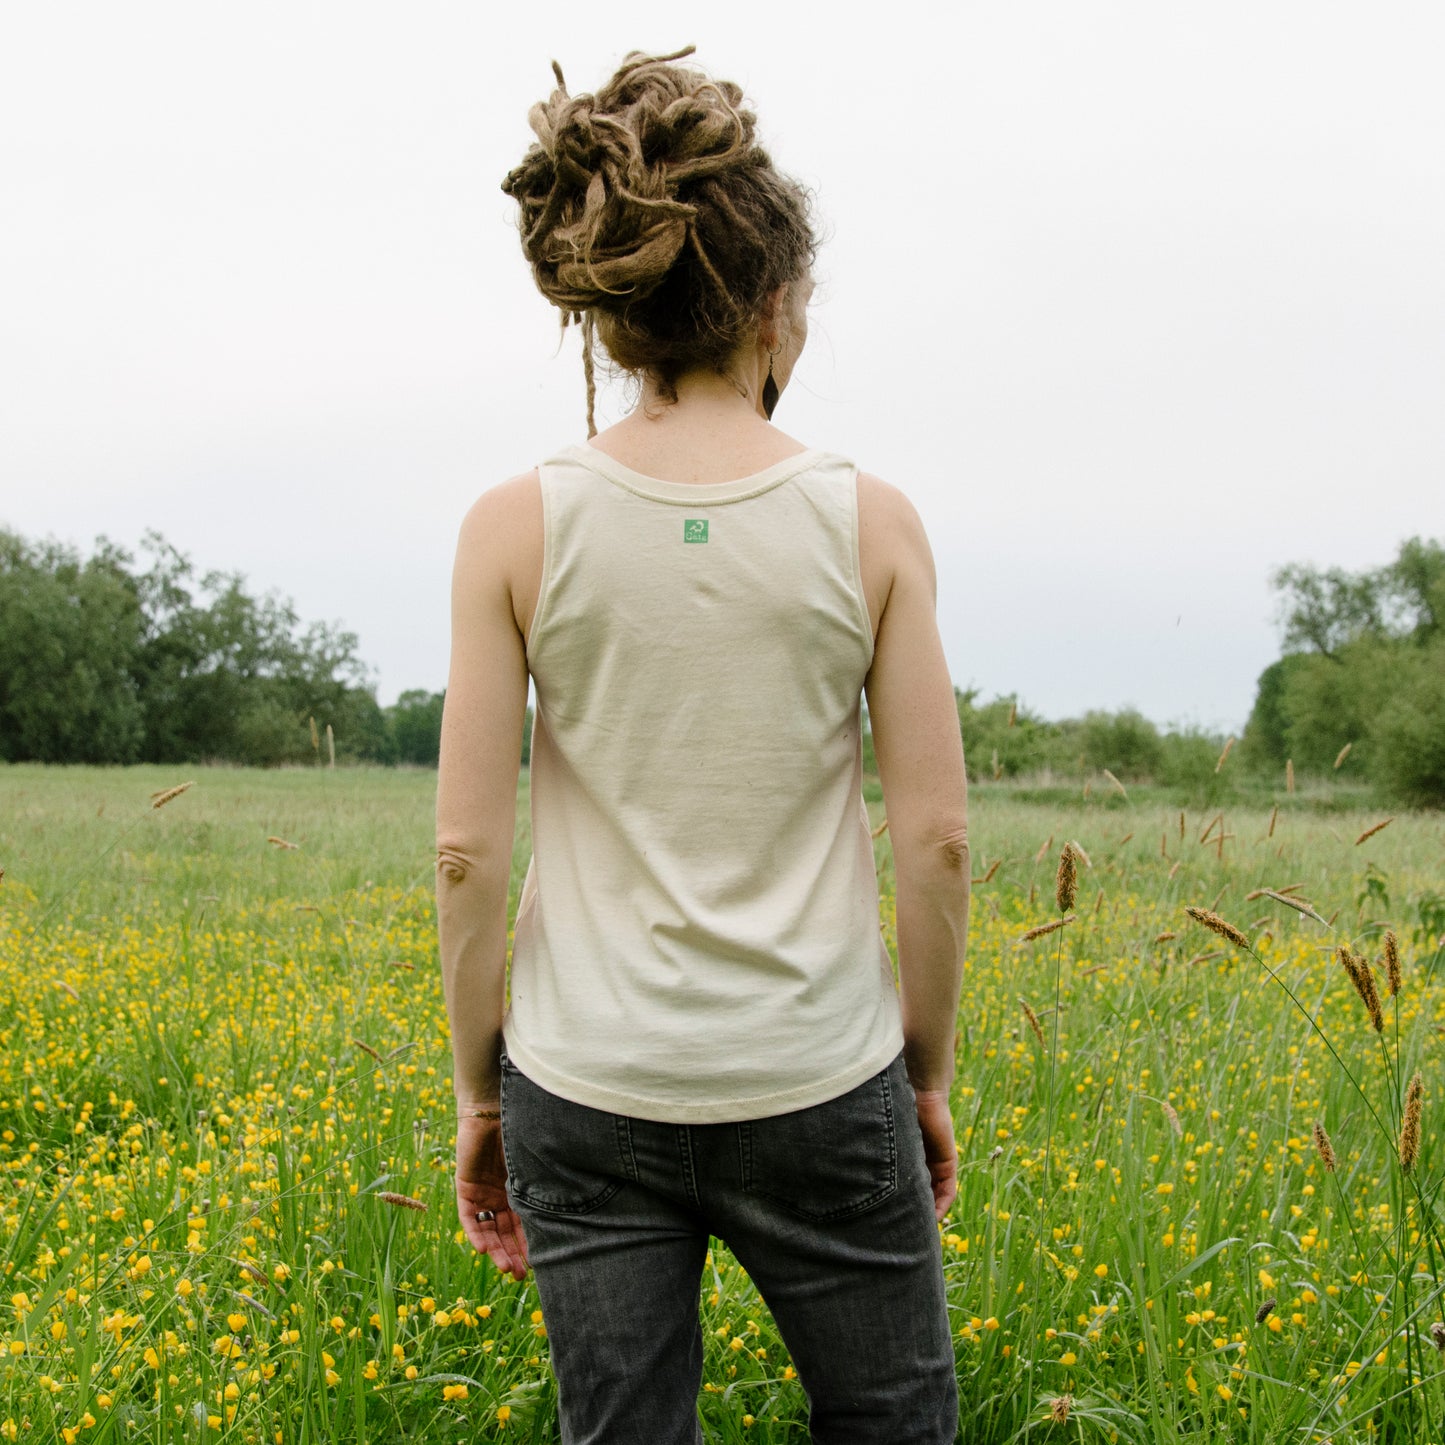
1079, 708, 1164, 781
1369, 641, 1445, 807
1156, 727, 1231, 804
956, 688, 1061, 781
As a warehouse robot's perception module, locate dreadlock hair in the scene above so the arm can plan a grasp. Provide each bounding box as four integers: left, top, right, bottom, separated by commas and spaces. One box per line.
501, 46, 817, 435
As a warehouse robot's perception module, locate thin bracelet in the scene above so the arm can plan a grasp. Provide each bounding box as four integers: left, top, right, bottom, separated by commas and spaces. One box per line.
459, 1107, 501, 1120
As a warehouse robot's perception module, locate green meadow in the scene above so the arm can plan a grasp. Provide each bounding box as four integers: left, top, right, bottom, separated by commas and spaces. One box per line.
1, 763, 1442, 1443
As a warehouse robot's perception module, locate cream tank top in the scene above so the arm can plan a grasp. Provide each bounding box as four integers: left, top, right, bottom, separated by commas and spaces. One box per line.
500, 440, 905, 1123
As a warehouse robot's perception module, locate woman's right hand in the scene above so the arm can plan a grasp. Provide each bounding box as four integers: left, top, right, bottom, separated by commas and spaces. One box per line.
912, 1089, 958, 1221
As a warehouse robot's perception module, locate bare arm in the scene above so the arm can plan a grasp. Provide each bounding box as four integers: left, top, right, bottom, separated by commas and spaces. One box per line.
860, 475, 970, 1097
435, 473, 538, 1110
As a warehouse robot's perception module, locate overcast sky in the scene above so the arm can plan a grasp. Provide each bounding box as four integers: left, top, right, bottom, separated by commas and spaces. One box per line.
2, 3, 1440, 734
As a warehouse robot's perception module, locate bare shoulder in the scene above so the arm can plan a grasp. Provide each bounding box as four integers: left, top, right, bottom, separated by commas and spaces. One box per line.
855, 471, 936, 634
457, 468, 542, 554
856, 471, 930, 554
453, 469, 544, 638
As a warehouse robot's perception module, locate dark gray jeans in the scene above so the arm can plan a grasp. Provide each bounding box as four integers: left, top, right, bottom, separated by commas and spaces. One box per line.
498, 1047, 958, 1444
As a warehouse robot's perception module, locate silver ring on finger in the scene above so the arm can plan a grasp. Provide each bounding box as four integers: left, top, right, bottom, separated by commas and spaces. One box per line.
475, 1209, 496, 1224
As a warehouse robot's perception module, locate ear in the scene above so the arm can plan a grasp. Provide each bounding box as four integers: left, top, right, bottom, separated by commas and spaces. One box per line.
759, 283, 789, 343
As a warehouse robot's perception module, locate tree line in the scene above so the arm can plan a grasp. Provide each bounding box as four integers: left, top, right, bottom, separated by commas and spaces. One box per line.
0, 528, 453, 767
2, 525, 1439, 804
936, 535, 1442, 807
1241, 535, 1444, 805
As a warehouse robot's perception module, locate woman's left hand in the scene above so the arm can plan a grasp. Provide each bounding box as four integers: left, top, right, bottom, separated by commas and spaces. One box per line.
455, 1116, 530, 1281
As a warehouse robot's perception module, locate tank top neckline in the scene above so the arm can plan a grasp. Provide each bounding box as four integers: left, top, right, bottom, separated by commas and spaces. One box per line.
562, 440, 829, 506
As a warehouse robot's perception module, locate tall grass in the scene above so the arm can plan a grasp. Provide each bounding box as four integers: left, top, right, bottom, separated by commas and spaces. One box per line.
0, 764, 1441, 1442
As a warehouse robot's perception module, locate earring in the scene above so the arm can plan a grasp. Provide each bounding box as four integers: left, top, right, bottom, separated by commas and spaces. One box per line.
762, 341, 782, 420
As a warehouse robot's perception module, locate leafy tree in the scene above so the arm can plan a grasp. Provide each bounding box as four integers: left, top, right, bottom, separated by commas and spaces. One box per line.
1275, 641, 1390, 777
0, 529, 145, 763
1384, 536, 1445, 641
0, 526, 382, 766
1370, 640, 1445, 806
131, 531, 382, 765
1270, 560, 1385, 660
389, 690, 446, 766
1246, 535, 1445, 805
336, 689, 391, 765
1239, 654, 1313, 770
1272, 535, 1444, 657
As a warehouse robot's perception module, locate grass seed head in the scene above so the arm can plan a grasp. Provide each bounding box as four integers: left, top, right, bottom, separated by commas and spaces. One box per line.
1184, 906, 1250, 950
1019, 997, 1047, 1048
375, 1191, 428, 1212
1048, 1395, 1073, 1424
1255, 1297, 1276, 1323
1355, 817, 1395, 846
1384, 930, 1401, 998
1055, 844, 1078, 913
1401, 1073, 1423, 1174
1286, 758, 1295, 793
150, 781, 195, 810
232, 1290, 277, 1322
232, 1259, 269, 1289
1260, 888, 1327, 925
1338, 945, 1384, 1032
1312, 1120, 1337, 1173
1018, 915, 1077, 944
1333, 741, 1353, 769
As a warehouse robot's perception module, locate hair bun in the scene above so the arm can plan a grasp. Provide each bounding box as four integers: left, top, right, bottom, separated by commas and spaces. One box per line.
502, 46, 816, 436
502, 47, 756, 312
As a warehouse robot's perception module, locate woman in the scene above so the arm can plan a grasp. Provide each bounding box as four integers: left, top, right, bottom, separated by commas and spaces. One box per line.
436, 46, 970, 1444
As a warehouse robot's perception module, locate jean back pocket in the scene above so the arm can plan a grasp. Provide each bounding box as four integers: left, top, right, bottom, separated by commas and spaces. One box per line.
499, 1056, 629, 1217
738, 1064, 899, 1222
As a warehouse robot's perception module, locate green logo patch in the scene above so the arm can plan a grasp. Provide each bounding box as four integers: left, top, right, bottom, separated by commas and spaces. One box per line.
683, 519, 709, 543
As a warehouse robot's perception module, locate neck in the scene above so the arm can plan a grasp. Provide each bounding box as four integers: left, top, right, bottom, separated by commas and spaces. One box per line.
635, 352, 771, 424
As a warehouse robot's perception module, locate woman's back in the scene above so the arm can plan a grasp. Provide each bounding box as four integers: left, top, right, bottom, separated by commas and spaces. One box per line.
437, 46, 967, 1442
505, 441, 903, 1120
